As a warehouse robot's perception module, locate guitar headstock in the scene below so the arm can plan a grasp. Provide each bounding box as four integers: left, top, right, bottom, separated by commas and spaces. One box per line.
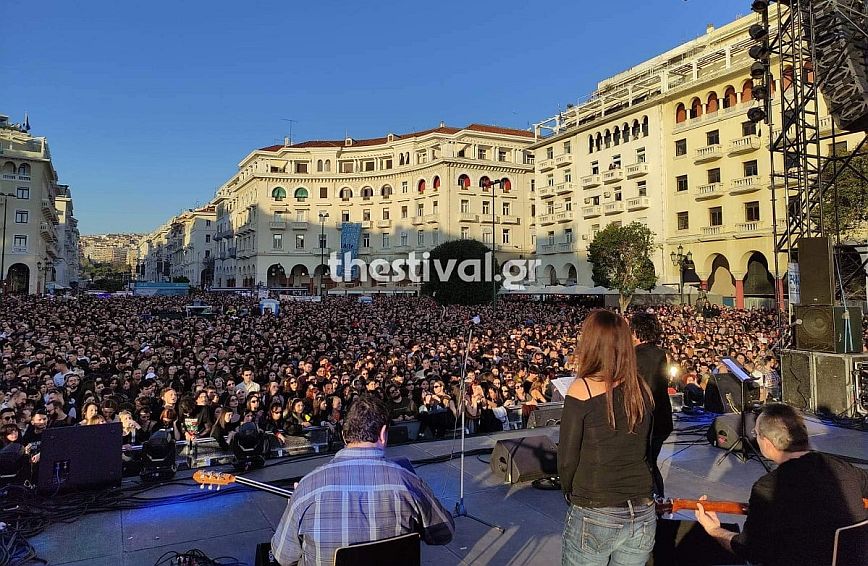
655, 498, 674, 515
193, 470, 236, 490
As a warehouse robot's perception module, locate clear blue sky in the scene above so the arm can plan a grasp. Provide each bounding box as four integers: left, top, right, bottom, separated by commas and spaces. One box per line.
3, 0, 746, 235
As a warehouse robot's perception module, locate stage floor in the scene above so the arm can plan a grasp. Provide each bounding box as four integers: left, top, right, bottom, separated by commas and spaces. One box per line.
31, 414, 868, 566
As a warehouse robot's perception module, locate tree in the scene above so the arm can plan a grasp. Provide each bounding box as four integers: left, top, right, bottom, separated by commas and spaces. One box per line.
420, 239, 500, 306
822, 148, 868, 241
587, 222, 658, 311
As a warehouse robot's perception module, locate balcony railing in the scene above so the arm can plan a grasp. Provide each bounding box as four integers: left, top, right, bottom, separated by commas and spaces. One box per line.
728, 136, 761, 155
458, 213, 478, 223
625, 163, 648, 178
291, 221, 309, 230
424, 214, 439, 224
538, 213, 556, 225
556, 181, 575, 195
537, 243, 557, 254
734, 221, 774, 237
602, 168, 624, 184
700, 225, 726, 239
411, 216, 424, 226
626, 196, 650, 211
555, 154, 571, 167
376, 219, 392, 228
498, 215, 520, 224
581, 174, 601, 189
695, 144, 723, 162
603, 202, 625, 215
730, 175, 766, 195
582, 205, 602, 218
538, 158, 555, 171
269, 221, 287, 230
695, 182, 724, 200
555, 210, 574, 223
558, 241, 578, 253
538, 185, 557, 199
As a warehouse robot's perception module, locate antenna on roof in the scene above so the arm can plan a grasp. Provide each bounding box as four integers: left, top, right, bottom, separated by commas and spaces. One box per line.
281, 118, 297, 145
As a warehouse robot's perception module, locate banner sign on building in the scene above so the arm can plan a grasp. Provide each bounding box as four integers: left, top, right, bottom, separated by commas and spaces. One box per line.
337, 222, 362, 279
787, 262, 800, 305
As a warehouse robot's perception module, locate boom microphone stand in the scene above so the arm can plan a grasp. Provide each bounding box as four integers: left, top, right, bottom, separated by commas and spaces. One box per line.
452, 319, 504, 533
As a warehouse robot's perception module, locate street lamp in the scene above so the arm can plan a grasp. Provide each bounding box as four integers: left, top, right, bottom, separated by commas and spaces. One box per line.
0, 192, 19, 294
669, 244, 693, 305
318, 211, 329, 298
464, 177, 508, 307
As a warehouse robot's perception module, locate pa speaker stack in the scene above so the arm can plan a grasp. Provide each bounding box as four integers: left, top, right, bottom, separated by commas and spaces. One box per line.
489, 435, 558, 484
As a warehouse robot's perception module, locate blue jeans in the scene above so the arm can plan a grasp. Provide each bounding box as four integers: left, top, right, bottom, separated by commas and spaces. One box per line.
562, 501, 656, 566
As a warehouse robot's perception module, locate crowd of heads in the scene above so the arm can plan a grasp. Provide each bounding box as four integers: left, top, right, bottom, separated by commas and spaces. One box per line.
0, 293, 864, 452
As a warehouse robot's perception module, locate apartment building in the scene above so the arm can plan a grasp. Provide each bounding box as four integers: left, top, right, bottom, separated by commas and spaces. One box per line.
0, 115, 80, 293
530, 12, 863, 307
208, 123, 534, 290
138, 206, 216, 286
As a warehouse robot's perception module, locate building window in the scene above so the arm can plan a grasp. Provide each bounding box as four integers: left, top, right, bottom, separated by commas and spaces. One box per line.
636, 147, 645, 163
433, 229, 439, 245
482, 201, 490, 215
675, 139, 687, 156
400, 232, 408, 247
272, 234, 283, 249
461, 227, 469, 239
547, 174, 554, 187
361, 186, 374, 200
614, 192, 622, 202
272, 187, 287, 201
206, 219, 211, 226
709, 206, 723, 226
341, 210, 350, 223
708, 168, 721, 184
417, 230, 424, 245
432, 201, 438, 214
745, 201, 761, 222
546, 201, 555, 215
498, 149, 508, 161
742, 121, 757, 136
502, 228, 510, 244
401, 206, 408, 219
319, 187, 328, 199
546, 147, 554, 159
565, 197, 573, 211
564, 169, 572, 183
295, 162, 309, 174
547, 231, 555, 245
706, 130, 720, 146
416, 203, 424, 217
460, 200, 469, 214
612, 154, 621, 168
339, 187, 352, 201
482, 232, 492, 244
401, 181, 408, 194
743, 160, 759, 177
296, 210, 308, 222
478, 148, 487, 160
295, 234, 305, 249
382, 234, 390, 248
502, 202, 511, 215
14, 210, 27, 223
676, 175, 689, 192
294, 187, 308, 202
362, 209, 371, 221
362, 233, 370, 248
382, 209, 390, 220
205, 235, 211, 243
12, 234, 26, 250
637, 181, 647, 196
564, 141, 571, 154
16, 187, 29, 199
381, 185, 393, 199
565, 228, 573, 243
677, 211, 689, 230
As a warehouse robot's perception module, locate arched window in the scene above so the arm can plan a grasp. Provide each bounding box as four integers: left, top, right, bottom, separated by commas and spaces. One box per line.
417, 179, 426, 194
293, 187, 308, 201
433, 176, 440, 190
642, 116, 649, 137
690, 97, 703, 119
588, 135, 594, 153
501, 178, 511, 192
723, 86, 737, 108
803, 61, 814, 85
479, 176, 492, 190
339, 187, 353, 201
782, 66, 794, 90
604, 129, 612, 148
324, 159, 331, 172
595, 133, 603, 151
316, 160, 323, 172
458, 174, 471, 189
631, 120, 641, 138
361, 186, 374, 200
622, 123, 631, 142
613, 126, 621, 146
399, 154, 405, 166
706, 92, 719, 113
741, 80, 753, 103
271, 187, 287, 201
17, 163, 30, 176
675, 103, 687, 123
381, 184, 393, 198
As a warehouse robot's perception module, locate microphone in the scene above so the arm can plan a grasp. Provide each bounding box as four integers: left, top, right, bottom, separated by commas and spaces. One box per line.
789, 319, 803, 327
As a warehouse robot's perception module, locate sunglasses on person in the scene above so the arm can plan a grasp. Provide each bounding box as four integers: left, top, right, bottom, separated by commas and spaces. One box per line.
1, 415, 15, 421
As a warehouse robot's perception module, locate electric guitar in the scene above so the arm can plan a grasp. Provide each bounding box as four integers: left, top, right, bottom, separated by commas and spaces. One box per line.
656, 497, 868, 516
193, 470, 294, 498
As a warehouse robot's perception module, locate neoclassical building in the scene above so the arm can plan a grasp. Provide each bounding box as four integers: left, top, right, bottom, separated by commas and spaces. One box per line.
208, 123, 535, 291
530, 12, 864, 307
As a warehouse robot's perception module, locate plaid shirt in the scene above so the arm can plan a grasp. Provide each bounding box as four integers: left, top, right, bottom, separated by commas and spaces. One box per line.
271, 446, 454, 566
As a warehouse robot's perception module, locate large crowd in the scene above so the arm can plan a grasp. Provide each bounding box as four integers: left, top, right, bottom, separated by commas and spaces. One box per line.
0, 292, 861, 477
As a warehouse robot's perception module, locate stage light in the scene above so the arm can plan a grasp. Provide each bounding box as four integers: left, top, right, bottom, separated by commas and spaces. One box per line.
749, 24, 768, 41
752, 84, 769, 101
749, 44, 770, 61
750, 62, 767, 80
230, 422, 266, 471
751, 0, 770, 13
141, 430, 177, 482
747, 106, 767, 123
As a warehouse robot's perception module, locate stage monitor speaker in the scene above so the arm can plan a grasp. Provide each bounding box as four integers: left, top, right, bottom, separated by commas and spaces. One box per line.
811, 0, 868, 132
706, 412, 758, 451
37, 422, 122, 494
781, 349, 813, 410
813, 352, 868, 416
526, 402, 564, 428
489, 435, 557, 484
797, 237, 833, 305
649, 519, 745, 565
794, 305, 863, 353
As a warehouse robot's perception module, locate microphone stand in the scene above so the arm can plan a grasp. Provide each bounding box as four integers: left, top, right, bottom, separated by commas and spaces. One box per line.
453, 325, 504, 533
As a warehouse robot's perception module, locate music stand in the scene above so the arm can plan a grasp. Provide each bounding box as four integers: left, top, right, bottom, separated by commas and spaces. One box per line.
714, 358, 770, 472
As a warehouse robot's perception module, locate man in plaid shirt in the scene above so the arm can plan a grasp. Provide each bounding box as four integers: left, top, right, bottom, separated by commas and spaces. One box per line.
271, 394, 454, 565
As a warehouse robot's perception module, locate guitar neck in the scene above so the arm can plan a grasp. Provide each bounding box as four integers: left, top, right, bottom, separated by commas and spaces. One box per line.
233, 476, 294, 499
669, 499, 749, 515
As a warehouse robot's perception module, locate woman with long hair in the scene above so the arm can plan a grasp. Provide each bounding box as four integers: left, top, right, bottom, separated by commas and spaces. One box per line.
559, 309, 655, 566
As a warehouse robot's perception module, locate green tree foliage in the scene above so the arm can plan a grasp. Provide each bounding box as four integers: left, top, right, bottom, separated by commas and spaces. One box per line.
822, 149, 868, 241
587, 222, 658, 311
420, 239, 500, 305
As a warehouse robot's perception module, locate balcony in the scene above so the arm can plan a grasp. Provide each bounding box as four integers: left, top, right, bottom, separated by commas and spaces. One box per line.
41, 198, 54, 221
626, 196, 650, 211
269, 221, 287, 230
538, 185, 557, 199
602, 168, 624, 184
730, 175, 766, 195
582, 205, 602, 218
555, 210, 575, 223
18, 174, 30, 182
458, 213, 478, 223
1, 174, 15, 180
376, 219, 392, 228
555, 154, 571, 167
558, 241, 578, 253
538, 213, 556, 225
556, 181, 575, 195
538, 158, 555, 171
215, 228, 234, 239
227, 247, 237, 259
699, 225, 727, 241
498, 215, 520, 225
424, 214, 439, 224
625, 163, 648, 178
411, 216, 424, 226
581, 174, 601, 189
734, 221, 770, 237
728, 136, 761, 155
819, 116, 834, 135
695, 144, 723, 163
291, 221, 309, 230
603, 202, 625, 215
40, 221, 56, 241
695, 182, 724, 200
537, 243, 557, 255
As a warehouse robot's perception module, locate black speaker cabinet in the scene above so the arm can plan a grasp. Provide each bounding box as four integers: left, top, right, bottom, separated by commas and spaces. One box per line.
37, 422, 123, 494
794, 305, 863, 353
781, 350, 868, 415
706, 413, 758, 451
781, 349, 813, 410
798, 237, 834, 305
526, 402, 564, 428
489, 435, 557, 484
649, 519, 745, 565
